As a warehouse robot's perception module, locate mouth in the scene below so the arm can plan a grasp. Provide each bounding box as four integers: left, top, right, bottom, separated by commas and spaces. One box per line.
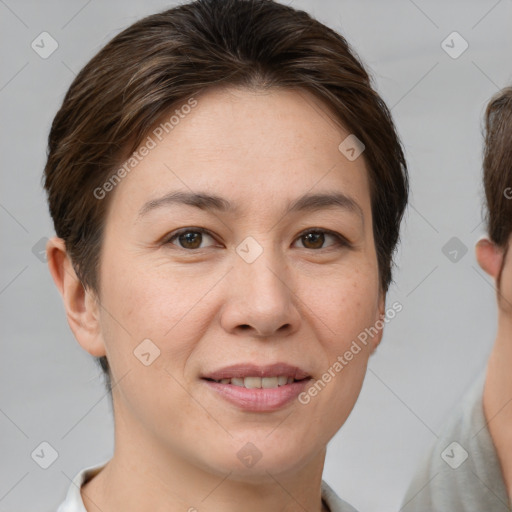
203, 375, 309, 388
201, 363, 312, 412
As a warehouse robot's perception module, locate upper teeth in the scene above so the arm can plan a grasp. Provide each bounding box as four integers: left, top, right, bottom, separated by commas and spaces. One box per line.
215, 376, 295, 388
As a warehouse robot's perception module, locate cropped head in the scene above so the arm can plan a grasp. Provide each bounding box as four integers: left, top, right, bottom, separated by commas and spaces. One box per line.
476, 87, 512, 308
44, 0, 408, 483
483, 87, 512, 248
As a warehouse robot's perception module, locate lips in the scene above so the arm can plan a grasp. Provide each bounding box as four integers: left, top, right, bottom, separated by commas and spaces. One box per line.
202, 362, 311, 382
201, 363, 312, 411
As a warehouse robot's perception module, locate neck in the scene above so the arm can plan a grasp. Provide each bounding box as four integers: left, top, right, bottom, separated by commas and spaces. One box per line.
81, 408, 328, 512
483, 312, 512, 500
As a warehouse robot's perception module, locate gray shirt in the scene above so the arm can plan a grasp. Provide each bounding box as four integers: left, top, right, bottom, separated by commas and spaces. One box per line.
57, 460, 358, 512
402, 373, 511, 511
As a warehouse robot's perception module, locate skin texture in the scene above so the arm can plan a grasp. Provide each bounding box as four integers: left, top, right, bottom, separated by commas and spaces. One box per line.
477, 237, 512, 500
47, 86, 385, 512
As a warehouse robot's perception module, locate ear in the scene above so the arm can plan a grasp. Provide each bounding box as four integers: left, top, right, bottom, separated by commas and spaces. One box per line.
475, 237, 504, 281
46, 236, 106, 357
370, 292, 386, 354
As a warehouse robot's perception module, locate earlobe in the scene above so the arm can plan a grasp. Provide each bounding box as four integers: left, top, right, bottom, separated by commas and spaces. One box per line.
475, 237, 504, 281
46, 236, 106, 358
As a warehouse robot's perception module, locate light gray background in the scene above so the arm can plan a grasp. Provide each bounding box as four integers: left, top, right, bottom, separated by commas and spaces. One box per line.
1, 0, 511, 511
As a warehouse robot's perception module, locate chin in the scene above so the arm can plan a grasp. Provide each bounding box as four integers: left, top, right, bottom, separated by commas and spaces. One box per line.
201, 435, 315, 480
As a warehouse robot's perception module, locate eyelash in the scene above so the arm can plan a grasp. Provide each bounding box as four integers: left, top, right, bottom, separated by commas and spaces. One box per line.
163, 227, 351, 251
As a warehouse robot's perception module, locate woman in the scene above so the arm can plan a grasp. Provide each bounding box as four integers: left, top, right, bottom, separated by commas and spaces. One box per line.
44, 0, 408, 510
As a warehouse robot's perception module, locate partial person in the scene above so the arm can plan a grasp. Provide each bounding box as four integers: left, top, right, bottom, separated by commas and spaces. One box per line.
402, 88, 512, 512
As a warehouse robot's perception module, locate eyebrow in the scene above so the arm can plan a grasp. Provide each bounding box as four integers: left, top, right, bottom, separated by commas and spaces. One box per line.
137, 190, 364, 222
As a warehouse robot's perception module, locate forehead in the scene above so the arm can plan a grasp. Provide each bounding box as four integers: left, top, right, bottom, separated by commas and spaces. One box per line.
106, 86, 371, 220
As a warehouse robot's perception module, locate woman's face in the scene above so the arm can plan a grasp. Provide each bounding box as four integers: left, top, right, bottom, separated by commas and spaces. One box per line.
94, 86, 384, 479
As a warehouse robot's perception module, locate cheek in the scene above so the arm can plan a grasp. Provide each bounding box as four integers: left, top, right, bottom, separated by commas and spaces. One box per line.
297, 264, 380, 412
500, 262, 512, 305
98, 252, 220, 375
97, 262, 210, 428
305, 264, 380, 345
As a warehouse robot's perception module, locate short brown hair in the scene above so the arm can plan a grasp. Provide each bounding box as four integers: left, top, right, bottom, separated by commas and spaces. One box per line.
483, 87, 512, 247
43, 0, 408, 389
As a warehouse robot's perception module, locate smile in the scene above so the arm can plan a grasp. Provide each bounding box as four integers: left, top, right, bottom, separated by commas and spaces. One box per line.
201, 363, 312, 411
205, 375, 306, 388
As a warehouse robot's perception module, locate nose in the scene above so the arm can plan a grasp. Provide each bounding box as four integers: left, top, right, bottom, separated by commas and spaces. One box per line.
219, 247, 301, 339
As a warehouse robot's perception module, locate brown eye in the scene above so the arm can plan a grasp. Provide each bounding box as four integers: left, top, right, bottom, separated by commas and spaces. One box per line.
178, 231, 203, 249
301, 231, 325, 249
166, 228, 217, 250
293, 229, 349, 250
